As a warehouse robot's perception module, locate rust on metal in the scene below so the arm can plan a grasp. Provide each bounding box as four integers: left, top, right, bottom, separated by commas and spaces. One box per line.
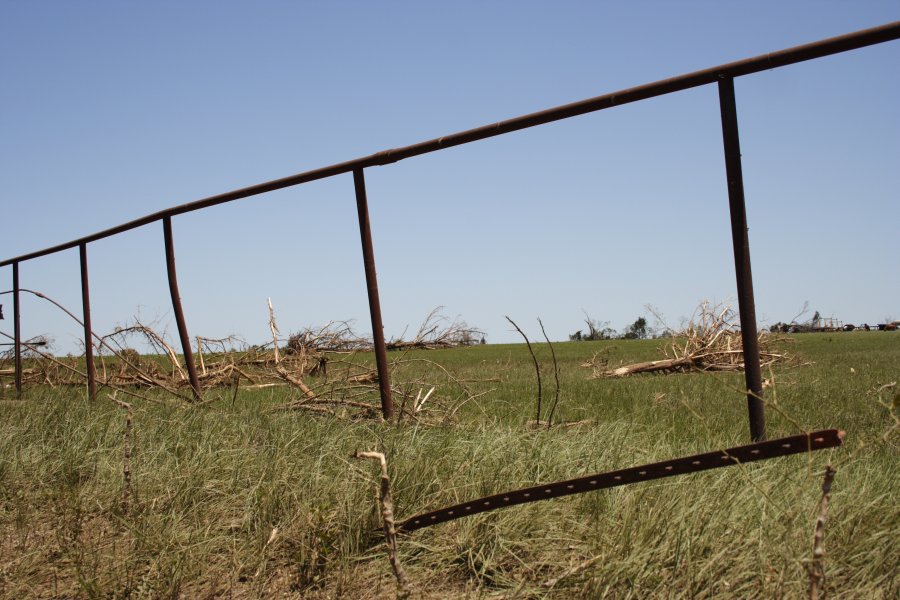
79, 243, 97, 400
398, 429, 844, 532
13, 262, 22, 396
1, 22, 897, 269
162, 217, 202, 401
718, 77, 766, 441
353, 168, 394, 419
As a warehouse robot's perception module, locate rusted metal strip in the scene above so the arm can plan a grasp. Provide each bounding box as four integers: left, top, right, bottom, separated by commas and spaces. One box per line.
353, 169, 394, 419
718, 77, 765, 442
3, 22, 897, 268
399, 429, 843, 532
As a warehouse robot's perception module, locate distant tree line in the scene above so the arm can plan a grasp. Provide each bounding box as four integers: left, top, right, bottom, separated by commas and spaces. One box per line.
570, 314, 654, 341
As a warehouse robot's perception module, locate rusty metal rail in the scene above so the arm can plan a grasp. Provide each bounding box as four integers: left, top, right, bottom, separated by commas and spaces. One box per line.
2, 21, 898, 422
2, 23, 897, 268
399, 429, 844, 532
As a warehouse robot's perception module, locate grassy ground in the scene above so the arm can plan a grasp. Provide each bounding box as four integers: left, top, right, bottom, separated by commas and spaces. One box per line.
0, 332, 897, 598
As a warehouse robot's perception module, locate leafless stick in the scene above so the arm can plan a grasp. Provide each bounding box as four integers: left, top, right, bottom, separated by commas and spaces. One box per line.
538, 318, 561, 428
112, 385, 169, 406
276, 366, 317, 401
196, 336, 206, 376
414, 387, 435, 414
109, 393, 134, 514
506, 316, 542, 424
231, 369, 240, 406
268, 297, 280, 364
808, 465, 836, 600
353, 451, 411, 599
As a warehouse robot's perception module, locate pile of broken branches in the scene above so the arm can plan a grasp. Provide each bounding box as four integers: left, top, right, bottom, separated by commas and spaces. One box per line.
585, 302, 792, 379
0, 293, 491, 424
386, 307, 484, 351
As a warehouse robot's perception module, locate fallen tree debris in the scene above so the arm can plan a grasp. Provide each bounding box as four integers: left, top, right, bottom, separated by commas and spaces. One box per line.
587, 302, 792, 379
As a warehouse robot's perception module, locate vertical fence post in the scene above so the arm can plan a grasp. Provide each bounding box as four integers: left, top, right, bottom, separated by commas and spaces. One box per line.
718, 76, 766, 442
12, 262, 22, 397
353, 168, 394, 420
79, 243, 97, 400
162, 217, 202, 401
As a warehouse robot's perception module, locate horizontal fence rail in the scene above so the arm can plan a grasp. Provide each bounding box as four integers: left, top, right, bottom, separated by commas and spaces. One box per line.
1, 21, 897, 268
399, 429, 845, 532
2, 22, 897, 426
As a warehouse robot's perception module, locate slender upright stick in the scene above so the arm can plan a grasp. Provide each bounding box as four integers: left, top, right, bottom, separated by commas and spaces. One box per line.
355, 451, 410, 598
808, 465, 836, 600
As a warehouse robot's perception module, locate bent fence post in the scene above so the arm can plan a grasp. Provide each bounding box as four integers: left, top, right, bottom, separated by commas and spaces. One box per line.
163, 217, 202, 401
353, 168, 394, 420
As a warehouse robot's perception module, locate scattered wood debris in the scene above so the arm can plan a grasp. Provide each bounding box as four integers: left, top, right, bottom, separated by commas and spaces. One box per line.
586, 302, 792, 379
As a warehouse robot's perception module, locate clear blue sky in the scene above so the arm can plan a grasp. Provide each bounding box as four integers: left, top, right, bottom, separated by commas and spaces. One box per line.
2, 1, 898, 354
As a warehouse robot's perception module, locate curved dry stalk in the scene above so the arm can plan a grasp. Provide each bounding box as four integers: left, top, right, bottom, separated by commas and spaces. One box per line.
506, 316, 542, 424
538, 318, 561, 428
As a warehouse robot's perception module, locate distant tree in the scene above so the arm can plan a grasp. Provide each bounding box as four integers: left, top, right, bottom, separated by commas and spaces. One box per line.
570, 311, 617, 341
623, 317, 648, 340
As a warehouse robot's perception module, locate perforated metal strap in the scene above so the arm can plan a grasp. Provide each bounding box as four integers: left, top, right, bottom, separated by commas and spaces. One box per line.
399, 429, 843, 532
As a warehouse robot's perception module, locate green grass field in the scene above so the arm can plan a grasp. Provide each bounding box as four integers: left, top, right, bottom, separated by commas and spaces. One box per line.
1, 332, 897, 598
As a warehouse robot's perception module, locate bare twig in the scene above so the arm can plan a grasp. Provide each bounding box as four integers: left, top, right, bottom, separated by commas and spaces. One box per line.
538, 318, 561, 428
353, 451, 411, 599
808, 465, 836, 600
276, 366, 317, 401
414, 387, 435, 414
268, 298, 281, 364
506, 316, 542, 424
109, 393, 134, 514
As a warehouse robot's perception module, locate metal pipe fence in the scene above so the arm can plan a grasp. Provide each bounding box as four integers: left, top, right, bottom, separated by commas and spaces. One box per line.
2, 22, 898, 434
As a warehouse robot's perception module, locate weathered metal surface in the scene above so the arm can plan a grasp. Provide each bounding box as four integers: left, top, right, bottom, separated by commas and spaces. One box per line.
718, 77, 766, 442
2, 22, 897, 268
163, 217, 202, 401
398, 429, 844, 532
13, 262, 21, 396
353, 168, 394, 419
79, 244, 97, 400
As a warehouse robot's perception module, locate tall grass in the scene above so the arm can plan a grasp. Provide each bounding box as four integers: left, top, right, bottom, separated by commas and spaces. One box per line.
0, 332, 897, 598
